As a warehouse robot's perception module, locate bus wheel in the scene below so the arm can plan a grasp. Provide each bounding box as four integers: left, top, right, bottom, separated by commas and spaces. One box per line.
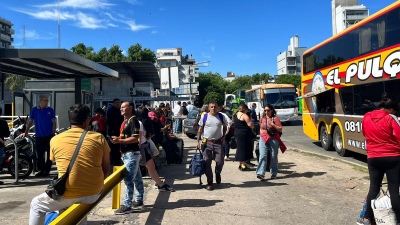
333, 126, 347, 157
320, 125, 333, 151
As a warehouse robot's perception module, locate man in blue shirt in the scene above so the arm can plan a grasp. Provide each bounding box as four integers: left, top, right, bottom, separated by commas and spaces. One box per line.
20, 95, 56, 177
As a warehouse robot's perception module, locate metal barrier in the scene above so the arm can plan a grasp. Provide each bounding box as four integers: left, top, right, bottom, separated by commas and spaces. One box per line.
49, 165, 126, 225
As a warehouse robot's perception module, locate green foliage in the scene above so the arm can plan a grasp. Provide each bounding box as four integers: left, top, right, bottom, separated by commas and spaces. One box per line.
5, 74, 30, 92
70, 43, 156, 63
275, 74, 301, 88
196, 72, 228, 106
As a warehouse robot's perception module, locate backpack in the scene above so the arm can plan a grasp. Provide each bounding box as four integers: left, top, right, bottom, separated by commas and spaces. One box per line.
203, 112, 224, 125
189, 148, 206, 184
182, 106, 189, 116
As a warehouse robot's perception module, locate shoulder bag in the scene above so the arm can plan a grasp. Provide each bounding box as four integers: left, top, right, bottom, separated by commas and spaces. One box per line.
45, 130, 88, 199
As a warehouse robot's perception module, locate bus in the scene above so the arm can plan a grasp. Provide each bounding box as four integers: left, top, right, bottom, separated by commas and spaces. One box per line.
245, 83, 298, 124
224, 89, 246, 113
300, 1, 400, 157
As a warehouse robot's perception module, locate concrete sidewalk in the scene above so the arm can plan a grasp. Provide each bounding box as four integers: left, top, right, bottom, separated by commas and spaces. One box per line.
87, 136, 369, 225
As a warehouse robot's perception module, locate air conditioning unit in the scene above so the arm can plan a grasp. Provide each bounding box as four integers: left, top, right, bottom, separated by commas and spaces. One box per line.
129, 87, 136, 96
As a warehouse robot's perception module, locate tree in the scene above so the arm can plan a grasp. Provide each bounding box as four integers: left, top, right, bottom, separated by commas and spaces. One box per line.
275, 74, 301, 88
127, 44, 156, 63
5, 74, 30, 92
197, 72, 228, 106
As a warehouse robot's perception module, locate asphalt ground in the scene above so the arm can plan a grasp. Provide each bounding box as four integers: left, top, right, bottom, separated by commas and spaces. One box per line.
0, 134, 369, 225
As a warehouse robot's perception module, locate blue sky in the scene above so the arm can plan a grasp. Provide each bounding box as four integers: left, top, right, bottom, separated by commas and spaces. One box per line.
2, 0, 397, 77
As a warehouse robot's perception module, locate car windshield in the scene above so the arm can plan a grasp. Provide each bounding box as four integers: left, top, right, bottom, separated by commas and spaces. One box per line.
187, 110, 199, 119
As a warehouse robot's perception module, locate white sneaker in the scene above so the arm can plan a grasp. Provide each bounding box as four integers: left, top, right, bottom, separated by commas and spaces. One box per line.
224, 156, 231, 161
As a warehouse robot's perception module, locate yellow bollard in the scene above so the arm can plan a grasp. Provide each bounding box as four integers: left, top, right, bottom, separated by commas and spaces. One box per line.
112, 166, 122, 209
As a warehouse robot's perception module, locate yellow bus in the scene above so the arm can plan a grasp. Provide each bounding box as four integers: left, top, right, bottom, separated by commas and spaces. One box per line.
300, 1, 400, 156
245, 83, 298, 124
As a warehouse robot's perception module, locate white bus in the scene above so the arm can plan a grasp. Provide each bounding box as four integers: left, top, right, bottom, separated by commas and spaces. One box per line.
245, 84, 299, 124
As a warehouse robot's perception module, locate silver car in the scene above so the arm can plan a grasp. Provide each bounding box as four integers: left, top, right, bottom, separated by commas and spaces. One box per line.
182, 109, 200, 139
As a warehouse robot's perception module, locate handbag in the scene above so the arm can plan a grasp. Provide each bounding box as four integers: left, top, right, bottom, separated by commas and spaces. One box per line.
230, 137, 237, 149
371, 188, 397, 225
45, 130, 87, 200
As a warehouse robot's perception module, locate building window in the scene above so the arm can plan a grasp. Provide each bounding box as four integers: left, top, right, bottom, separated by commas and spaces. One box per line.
164, 52, 173, 56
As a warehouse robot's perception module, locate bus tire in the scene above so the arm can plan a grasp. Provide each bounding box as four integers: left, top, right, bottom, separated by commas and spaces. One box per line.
333, 125, 347, 157
320, 125, 333, 151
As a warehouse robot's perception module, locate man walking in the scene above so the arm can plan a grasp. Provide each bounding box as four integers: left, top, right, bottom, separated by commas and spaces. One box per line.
0, 107, 10, 185
107, 98, 124, 166
111, 101, 145, 214
29, 104, 110, 225
20, 95, 56, 177
173, 101, 182, 133
196, 100, 228, 191
186, 101, 195, 112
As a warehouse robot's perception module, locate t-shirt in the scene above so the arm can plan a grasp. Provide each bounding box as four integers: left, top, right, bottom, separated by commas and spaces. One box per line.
198, 113, 227, 140
30, 106, 56, 137
119, 116, 141, 153
91, 115, 107, 132
50, 128, 110, 199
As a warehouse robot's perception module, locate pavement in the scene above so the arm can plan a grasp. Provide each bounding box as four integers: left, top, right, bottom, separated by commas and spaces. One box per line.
0, 134, 370, 225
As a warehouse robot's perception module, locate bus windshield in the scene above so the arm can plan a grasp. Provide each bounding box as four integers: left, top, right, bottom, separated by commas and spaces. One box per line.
263, 88, 297, 109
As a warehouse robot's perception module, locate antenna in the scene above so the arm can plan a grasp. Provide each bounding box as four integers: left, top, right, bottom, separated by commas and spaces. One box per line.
22, 25, 26, 48
57, 0, 61, 48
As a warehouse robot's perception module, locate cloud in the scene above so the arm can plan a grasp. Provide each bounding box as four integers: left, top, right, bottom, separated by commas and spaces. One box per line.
14, 29, 56, 40
75, 12, 106, 29
37, 0, 114, 10
211, 46, 215, 51
159, 7, 165, 11
202, 52, 211, 59
151, 30, 158, 34
13, 9, 75, 21
105, 13, 151, 31
12, 1, 152, 31
124, 0, 141, 5
237, 53, 251, 60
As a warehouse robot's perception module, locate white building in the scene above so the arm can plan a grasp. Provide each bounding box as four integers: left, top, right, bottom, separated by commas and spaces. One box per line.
332, 0, 369, 35
156, 48, 199, 100
277, 35, 307, 76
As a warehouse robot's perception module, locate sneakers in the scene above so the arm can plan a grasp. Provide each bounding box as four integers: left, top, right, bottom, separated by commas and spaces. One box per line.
216, 174, 221, 184
271, 174, 277, 179
238, 165, 251, 171
246, 161, 257, 167
224, 156, 231, 161
157, 183, 175, 192
256, 174, 265, 180
132, 201, 144, 209
356, 218, 371, 225
114, 205, 133, 215
205, 184, 214, 191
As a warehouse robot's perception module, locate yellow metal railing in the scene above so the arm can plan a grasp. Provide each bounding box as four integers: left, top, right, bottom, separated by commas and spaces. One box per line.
50, 165, 126, 225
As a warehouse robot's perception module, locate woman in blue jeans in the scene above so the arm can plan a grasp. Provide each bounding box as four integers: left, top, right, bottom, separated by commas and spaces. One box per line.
256, 104, 283, 180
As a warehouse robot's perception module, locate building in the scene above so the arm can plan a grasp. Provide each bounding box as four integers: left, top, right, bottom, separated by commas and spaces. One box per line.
332, 0, 369, 35
224, 71, 236, 82
0, 17, 14, 49
277, 35, 307, 76
156, 48, 199, 101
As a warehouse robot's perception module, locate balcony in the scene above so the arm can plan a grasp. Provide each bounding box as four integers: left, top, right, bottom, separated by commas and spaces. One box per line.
6, 27, 14, 35
0, 34, 11, 42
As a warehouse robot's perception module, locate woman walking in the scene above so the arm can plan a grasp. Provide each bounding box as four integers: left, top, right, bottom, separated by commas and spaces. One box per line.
233, 104, 254, 171
256, 104, 284, 180
359, 96, 400, 225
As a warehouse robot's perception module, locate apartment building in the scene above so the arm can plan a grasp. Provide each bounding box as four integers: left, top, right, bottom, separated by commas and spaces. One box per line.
0, 17, 14, 49
156, 48, 199, 100
332, 0, 369, 35
277, 35, 307, 76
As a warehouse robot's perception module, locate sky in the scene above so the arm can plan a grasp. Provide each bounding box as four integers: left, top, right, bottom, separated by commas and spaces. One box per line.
2, 0, 397, 77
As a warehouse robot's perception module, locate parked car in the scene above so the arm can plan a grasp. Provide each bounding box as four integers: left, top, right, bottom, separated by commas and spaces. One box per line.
182, 109, 200, 139
182, 109, 233, 139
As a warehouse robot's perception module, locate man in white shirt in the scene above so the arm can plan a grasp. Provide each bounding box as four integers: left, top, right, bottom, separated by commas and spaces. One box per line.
186, 101, 195, 113
173, 101, 182, 133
